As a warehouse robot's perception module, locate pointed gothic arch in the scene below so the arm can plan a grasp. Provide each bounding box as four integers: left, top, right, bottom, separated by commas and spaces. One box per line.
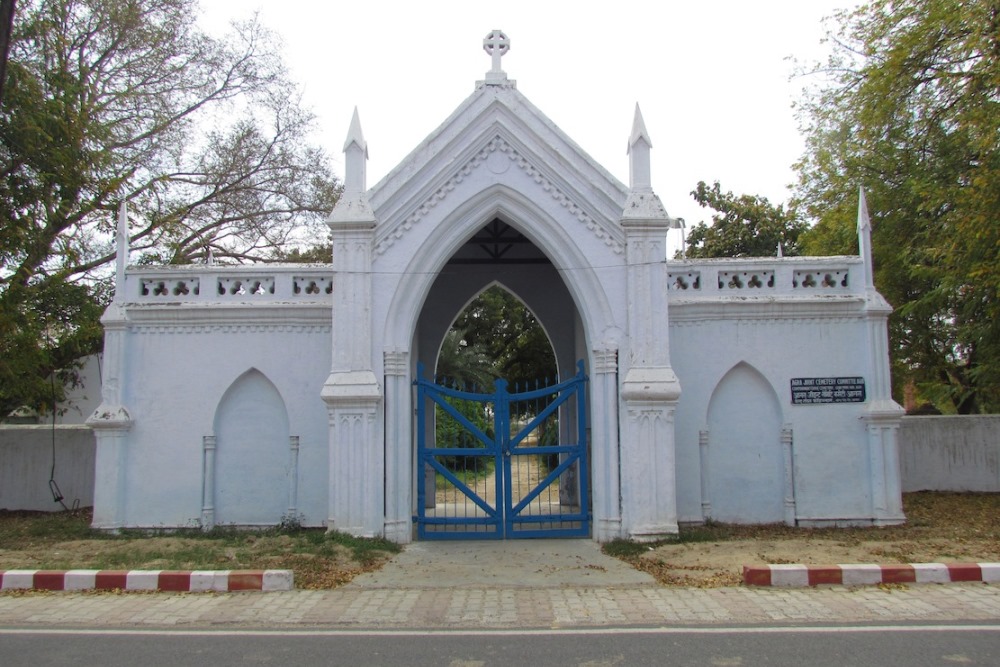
209, 369, 292, 527
704, 362, 786, 524
380, 186, 619, 356
378, 187, 623, 539
432, 281, 558, 376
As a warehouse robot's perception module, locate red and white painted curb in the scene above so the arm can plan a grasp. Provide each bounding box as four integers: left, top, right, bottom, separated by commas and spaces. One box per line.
0, 569, 293, 592
744, 563, 1000, 587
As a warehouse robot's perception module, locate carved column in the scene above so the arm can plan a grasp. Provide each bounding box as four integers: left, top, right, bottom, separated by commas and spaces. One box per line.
857, 188, 905, 525
322, 222, 382, 537
619, 223, 682, 541
287, 436, 300, 521
87, 305, 133, 530
781, 426, 796, 526
89, 422, 130, 530
590, 348, 621, 541
618, 105, 682, 541
322, 111, 384, 537
698, 429, 710, 520
87, 203, 134, 530
201, 436, 216, 530
383, 348, 412, 543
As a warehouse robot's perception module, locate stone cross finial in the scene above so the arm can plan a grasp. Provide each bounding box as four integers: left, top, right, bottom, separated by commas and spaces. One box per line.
483, 30, 509, 81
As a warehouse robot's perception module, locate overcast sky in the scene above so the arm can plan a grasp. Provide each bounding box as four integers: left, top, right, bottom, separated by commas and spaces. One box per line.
198, 1, 858, 240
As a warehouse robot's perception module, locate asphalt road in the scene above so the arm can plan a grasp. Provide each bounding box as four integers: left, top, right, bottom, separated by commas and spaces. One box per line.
2, 624, 998, 666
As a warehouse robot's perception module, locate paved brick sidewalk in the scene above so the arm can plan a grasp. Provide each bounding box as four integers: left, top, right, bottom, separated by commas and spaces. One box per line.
1, 584, 997, 629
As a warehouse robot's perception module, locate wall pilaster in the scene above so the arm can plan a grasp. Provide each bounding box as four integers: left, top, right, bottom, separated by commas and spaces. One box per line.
87, 301, 133, 530
590, 348, 622, 541
383, 348, 412, 543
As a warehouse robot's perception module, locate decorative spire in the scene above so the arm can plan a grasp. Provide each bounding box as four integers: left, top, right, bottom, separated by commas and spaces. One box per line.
115, 201, 129, 303
343, 107, 367, 194
621, 103, 678, 227
857, 185, 875, 290
627, 103, 652, 191
328, 107, 375, 226
483, 29, 510, 84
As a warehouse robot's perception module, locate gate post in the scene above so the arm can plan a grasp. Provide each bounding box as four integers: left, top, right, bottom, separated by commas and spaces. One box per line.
322, 111, 385, 538
857, 188, 905, 525
88, 207, 134, 530
618, 105, 682, 541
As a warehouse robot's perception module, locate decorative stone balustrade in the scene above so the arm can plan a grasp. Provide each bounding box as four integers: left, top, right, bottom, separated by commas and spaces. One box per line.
666, 257, 863, 299
124, 257, 863, 306
126, 265, 334, 304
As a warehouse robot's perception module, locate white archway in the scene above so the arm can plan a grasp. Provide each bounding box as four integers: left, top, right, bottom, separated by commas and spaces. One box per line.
379, 186, 625, 541
381, 186, 618, 354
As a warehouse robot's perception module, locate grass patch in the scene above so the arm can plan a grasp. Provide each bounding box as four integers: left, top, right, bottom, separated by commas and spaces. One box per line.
0, 509, 401, 589
602, 539, 653, 559
0, 508, 106, 543
435, 464, 494, 491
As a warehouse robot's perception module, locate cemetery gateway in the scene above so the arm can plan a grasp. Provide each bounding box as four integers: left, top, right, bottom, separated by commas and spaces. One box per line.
87, 31, 906, 541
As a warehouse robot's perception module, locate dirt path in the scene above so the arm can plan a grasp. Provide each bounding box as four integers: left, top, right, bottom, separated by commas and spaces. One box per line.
434, 454, 558, 507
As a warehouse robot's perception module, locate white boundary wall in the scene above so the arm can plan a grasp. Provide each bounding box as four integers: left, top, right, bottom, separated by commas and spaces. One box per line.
900, 415, 1000, 492
1, 415, 995, 513
0, 425, 95, 511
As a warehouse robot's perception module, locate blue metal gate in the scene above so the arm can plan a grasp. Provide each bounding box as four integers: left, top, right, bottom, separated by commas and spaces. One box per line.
415, 361, 589, 539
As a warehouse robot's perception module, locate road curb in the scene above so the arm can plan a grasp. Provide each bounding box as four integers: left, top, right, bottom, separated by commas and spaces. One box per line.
0, 569, 293, 592
744, 563, 1000, 587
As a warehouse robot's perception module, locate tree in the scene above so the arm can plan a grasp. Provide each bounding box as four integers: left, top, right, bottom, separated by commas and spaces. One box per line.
683, 181, 808, 258
437, 286, 559, 463
793, 0, 1000, 413
435, 328, 498, 390
448, 285, 557, 389
0, 0, 339, 417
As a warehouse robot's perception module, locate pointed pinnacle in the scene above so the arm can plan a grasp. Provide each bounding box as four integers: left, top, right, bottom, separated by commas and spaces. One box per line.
343, 106, 368, 156
628, 103, 652, 151
857, 185, 871, 232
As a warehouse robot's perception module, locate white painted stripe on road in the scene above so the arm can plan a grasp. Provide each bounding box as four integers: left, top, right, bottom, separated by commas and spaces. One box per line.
1, 625, 998, 638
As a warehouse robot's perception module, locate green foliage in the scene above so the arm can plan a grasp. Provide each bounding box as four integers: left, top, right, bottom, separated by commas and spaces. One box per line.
601, 538, 654, 559
0, 0, 340, 416
435, 328, 498, 391
683, 181, 808, 258
448, 285, 557, 387
0, 279, 106, 414
272, 244, 334, 263
323, 529, 402, 566
794, 0, 1000, 413
433, 395, 494, 471
432, 286, 560, 470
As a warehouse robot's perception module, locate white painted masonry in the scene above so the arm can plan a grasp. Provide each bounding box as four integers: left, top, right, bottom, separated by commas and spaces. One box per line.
87, 32, 905, 541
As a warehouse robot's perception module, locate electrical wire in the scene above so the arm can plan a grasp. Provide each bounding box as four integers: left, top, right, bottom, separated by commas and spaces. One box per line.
49, 372, 69, 511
